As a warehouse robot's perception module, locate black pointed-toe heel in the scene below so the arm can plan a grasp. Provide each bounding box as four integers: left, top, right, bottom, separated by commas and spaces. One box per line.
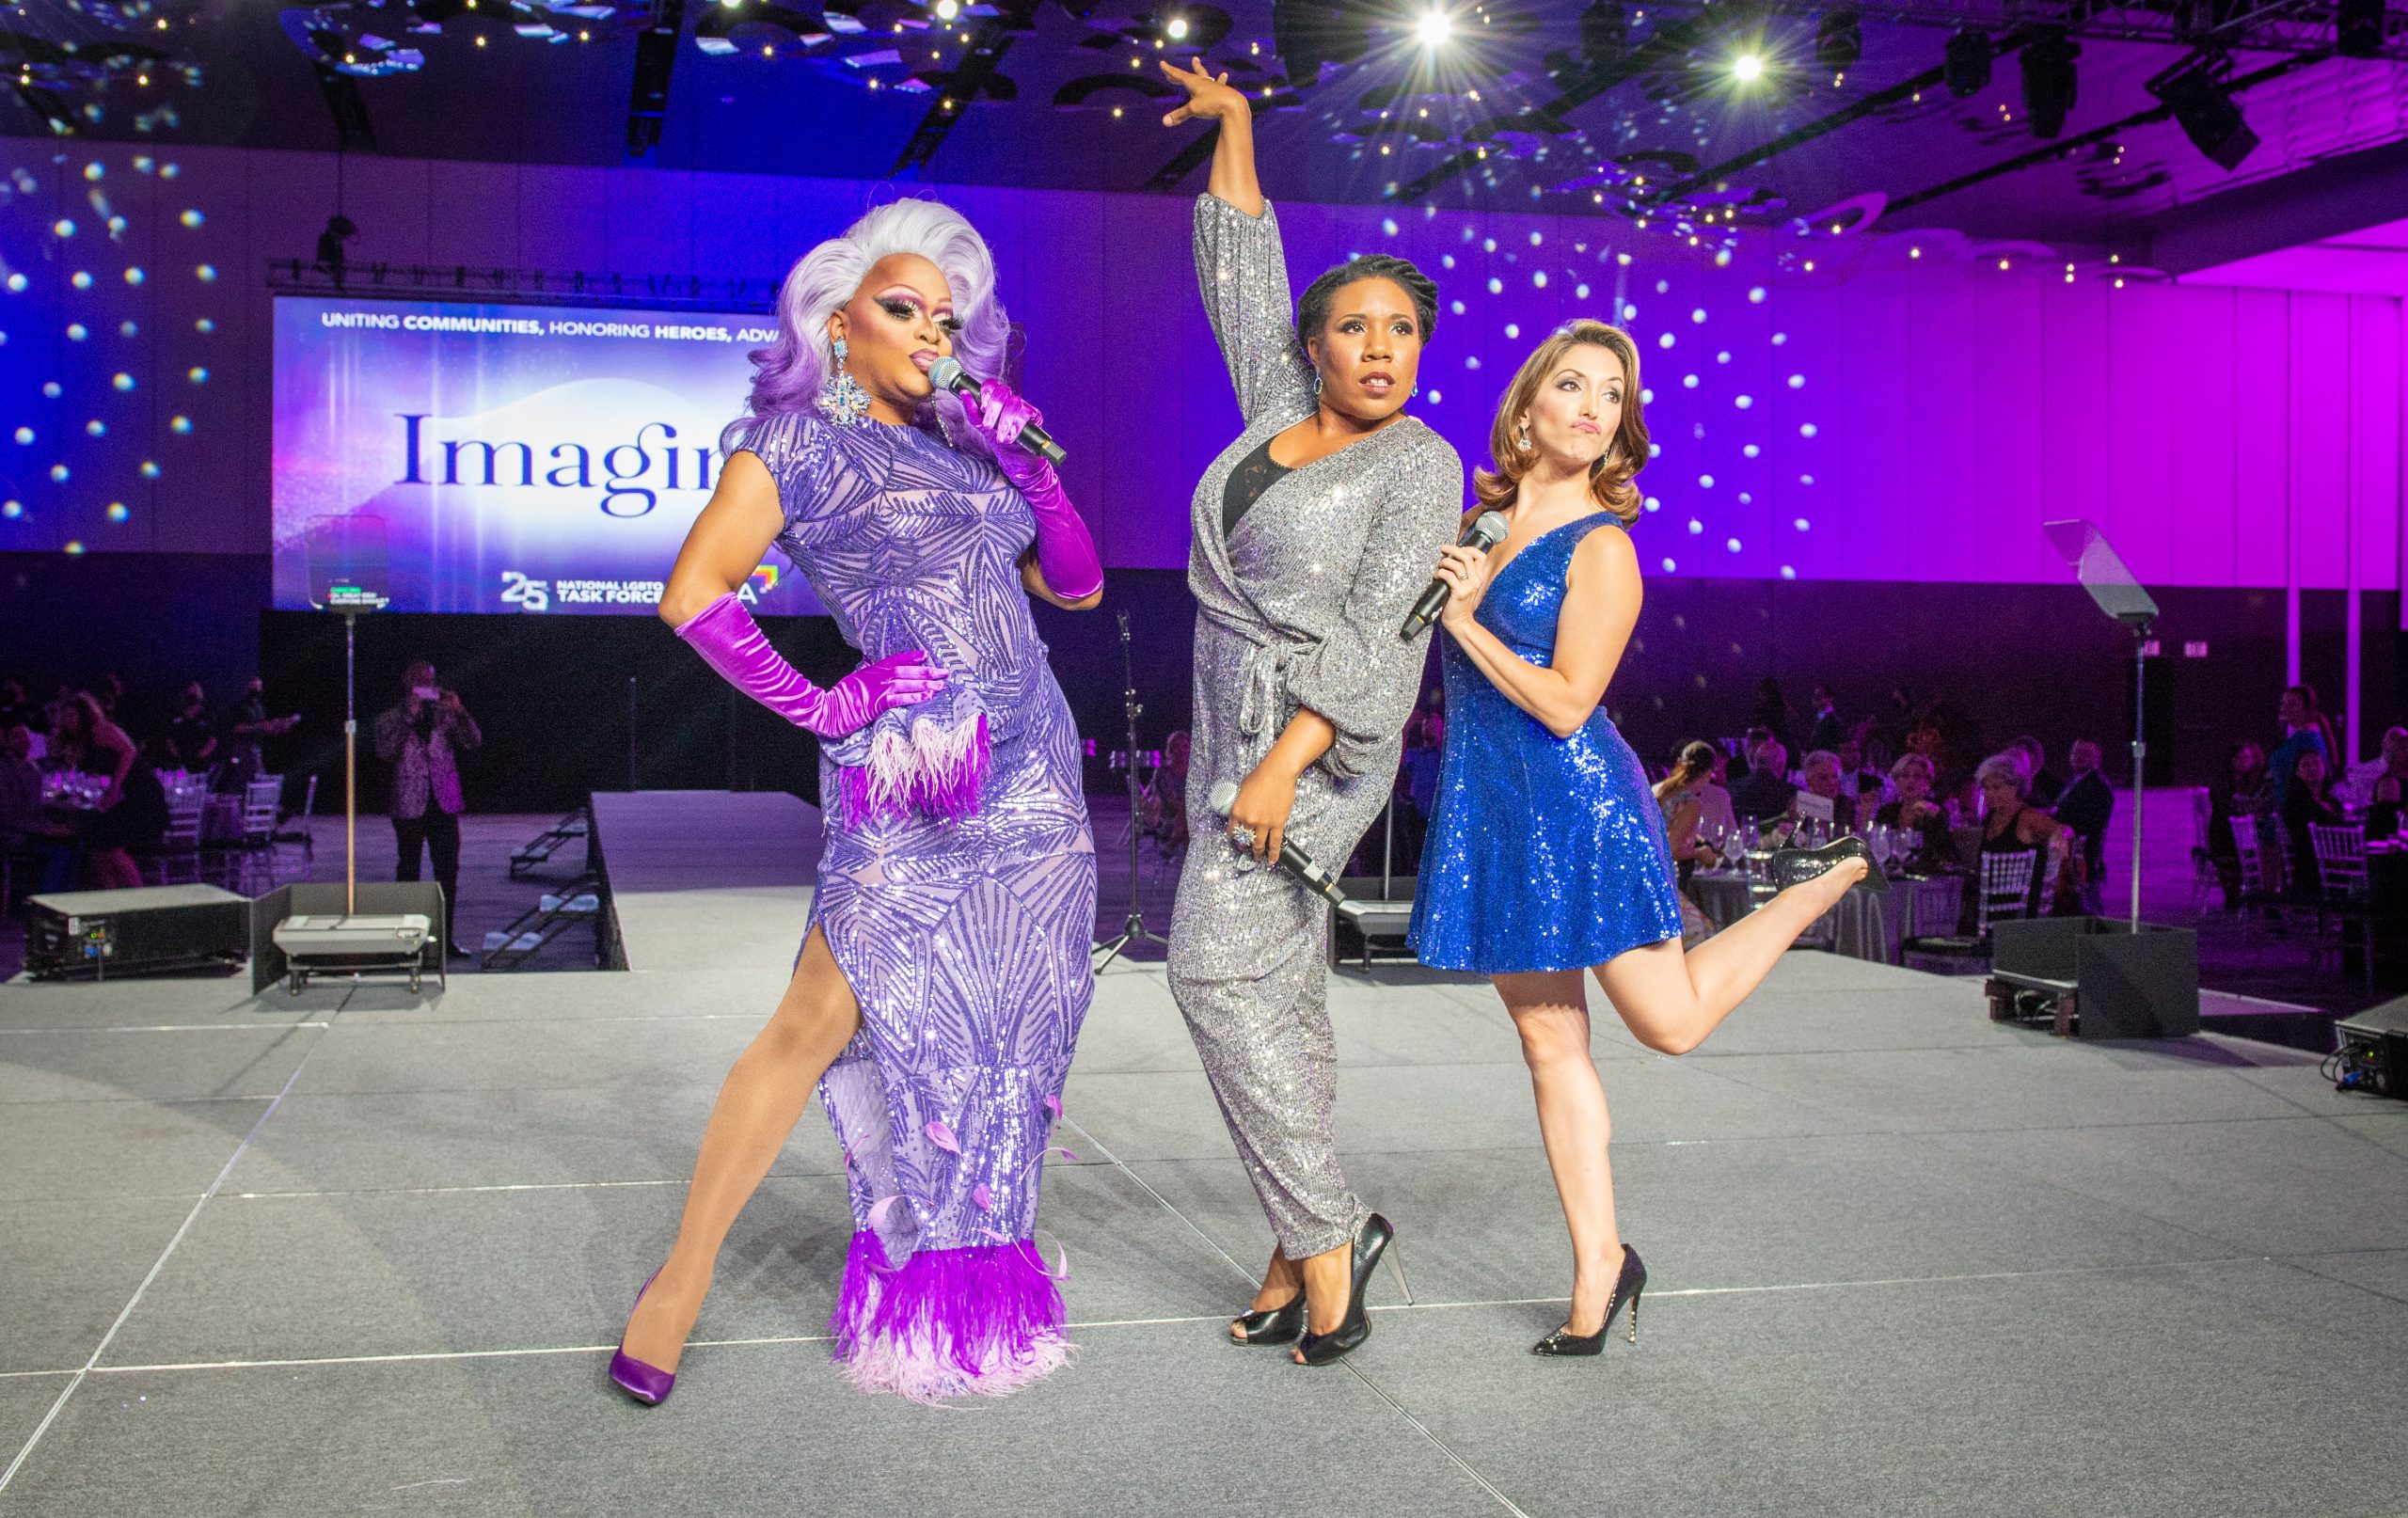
1296, 1212, 1412, 1367
1769, 834, 1885, 895
1531, 1246, 1647, 1357
1230, 1293, 1306, 1346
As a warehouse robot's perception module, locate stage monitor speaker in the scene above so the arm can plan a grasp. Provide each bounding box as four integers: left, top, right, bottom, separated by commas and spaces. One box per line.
1990, 917, 2199, 1039
25, 884, 250, 981
2335, 997, 2408, 1101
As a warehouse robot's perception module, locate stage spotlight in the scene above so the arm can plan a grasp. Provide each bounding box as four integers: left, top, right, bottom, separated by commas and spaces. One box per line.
1943, 27, 1989, 97
2337, 0, 2384, 56
1814, 8, 1860, 70
2019, 28, 2078, 137
2147, 50, 2257, 168
1579, 0, 1626, 64
1414, 7, 1451, 48
935, 0, 960, 17
1732, 50, 1764, 83
1164, 10, 1189, 36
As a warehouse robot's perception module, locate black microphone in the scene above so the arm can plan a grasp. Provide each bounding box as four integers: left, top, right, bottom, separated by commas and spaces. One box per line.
1401, 510, 1510, 640
1208, 780, 1349, 905
928, 356, 1069, 466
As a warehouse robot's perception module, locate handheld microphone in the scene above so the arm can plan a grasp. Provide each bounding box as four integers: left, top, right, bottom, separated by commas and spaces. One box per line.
927, 356, 1069, 466
1401, 510, 1510, 640
1208, 780, 1349, 905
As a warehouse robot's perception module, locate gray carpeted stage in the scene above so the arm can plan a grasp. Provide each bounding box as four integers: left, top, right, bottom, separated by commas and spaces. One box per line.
4, 792, 2408, 1516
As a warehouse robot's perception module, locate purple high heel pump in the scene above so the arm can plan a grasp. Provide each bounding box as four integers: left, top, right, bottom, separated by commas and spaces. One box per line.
609, 1270, 678, 1406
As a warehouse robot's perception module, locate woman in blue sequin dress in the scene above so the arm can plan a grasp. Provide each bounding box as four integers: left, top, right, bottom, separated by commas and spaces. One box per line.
1408, 320, 1874, 1357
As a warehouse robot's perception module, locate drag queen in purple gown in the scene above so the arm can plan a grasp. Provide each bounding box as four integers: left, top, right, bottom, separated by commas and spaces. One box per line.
612, 198, 1103, 1404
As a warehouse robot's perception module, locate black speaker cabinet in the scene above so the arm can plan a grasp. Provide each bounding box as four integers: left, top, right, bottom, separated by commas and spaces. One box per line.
1989, 918, 2200, 1039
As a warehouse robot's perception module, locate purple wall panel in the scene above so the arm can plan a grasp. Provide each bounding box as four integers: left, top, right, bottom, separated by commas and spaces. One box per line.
1965, 274, 2043, 585
1097, 193, 1190, 569
340, 155, 436, 267
515, 164, 610, 274
1908, 267, 1979, 583
50, 147, 152, 554
2169, 285, 2241, 588
435, 159, 527, 273
602, 167, 694, 277
2350, 298, 2401, 591
2105, 283, 2176, 585
246, 152, 341, 273
2234, 288, 2294, 591
152, 146, 255, 555
2289, 293, 2353, 590
2040, 278, 2113, 586
1015, 189, 1110, 563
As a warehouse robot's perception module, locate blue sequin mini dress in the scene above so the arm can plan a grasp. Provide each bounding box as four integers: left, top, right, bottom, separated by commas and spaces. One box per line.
1409, 514, 1687, 974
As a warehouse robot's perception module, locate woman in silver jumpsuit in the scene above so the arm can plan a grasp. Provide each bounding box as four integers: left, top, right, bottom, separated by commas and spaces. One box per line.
1158, 58, 1465, 1367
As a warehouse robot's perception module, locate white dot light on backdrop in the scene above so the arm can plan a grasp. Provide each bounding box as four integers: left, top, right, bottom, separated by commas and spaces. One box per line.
1426, 389, 1441, 403
1533, 272, 1546, 288
49, 465, 69, 482
1442, 256, 1456, 270
1640, 387, 1654, 403
1749, 287, 1766, 303
161, 164, 179, 179
1657, 333, 1673, 349
1780, 565, 1796, 579
1504, 323, 1519, 339
1617, 254, 1632, 266
83, 163, 102, 181
106, 503, 128, 522
1737, 492, 1751, 504
1655, 279, 1669, 294
1382, 217, 1398, 235
1726, 537, 1741, 552
1743, 444, 1759, 457
196, 318, 214, 333
123, 268, 143, 285
111, 372, 133, 390
1624, 303, 1639, 322
1799, 473, 1814, 484
188, 367, 209, 383
197, 264, 216, 281
1661, 557, 1677, 572
1794, 517, 1811, 530
10, 427, 29, 445
181, 209, 205, 230
1716, 351, 1730, 364
1649, 442, 1662, 456
1799, 422, 1817, 437
1487, 278, 1502, 293
1529, 231, 1543, 246
1465, 356, 1481, 370
1, 502, 18, 519
1735, 395, 1752, 408
1772, 332, 1786, 344
53, 219, 72, 238
140, 461, 160, 478
66, 323, 87, 340
5, 274, 24, 293
1682, 373, 1698, 387
1450, 299, 1465, 314
64, 541, 84, 555
171, 416, 192, 433
1576, 283, 1590, 299
1689, 308, 1705, 323
1482, 238, 1497, 252
1787, 374, 1804, 387
1697, 473, 1714, 488
70, 272, 91, 290
1414, 8, 1451, 47
119, 321, 136, 337
1909, 246, 1921, 259
86, 419, 104, 436
107, 216, 126, 234
1643, 496, 1660, 511
42, 382, 60, 398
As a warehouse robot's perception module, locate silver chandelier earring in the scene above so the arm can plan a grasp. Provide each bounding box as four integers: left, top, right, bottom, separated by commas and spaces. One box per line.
819, 333, 873, 427
1515, 423, 1531, 451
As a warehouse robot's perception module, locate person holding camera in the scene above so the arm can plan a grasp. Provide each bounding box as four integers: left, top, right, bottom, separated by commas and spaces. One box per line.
373, 660, 480, 956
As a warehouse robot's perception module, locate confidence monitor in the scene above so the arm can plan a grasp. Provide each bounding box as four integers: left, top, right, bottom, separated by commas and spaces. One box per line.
269, 295, 823, 619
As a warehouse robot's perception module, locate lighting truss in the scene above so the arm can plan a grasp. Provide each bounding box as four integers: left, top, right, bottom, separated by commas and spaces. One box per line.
1617, 0, 2407, 57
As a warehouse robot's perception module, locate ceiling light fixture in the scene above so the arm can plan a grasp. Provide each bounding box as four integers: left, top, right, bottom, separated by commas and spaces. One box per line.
2019, 28, 2078, 138
1731, 51, 1764, 83
1414, 7, 1451, 47
2147, 50, 2258, 169
1943, 27, 1990, 97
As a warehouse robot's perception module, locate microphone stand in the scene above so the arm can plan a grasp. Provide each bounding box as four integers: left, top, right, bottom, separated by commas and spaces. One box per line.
1094, 609, 1170, 970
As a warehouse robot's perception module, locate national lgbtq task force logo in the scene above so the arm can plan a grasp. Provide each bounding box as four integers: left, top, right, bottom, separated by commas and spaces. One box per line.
498, 564, 784, 613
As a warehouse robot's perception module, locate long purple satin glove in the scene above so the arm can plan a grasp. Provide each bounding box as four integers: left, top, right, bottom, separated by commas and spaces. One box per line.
673, 592, 947, 740
966, 375, 1103, 602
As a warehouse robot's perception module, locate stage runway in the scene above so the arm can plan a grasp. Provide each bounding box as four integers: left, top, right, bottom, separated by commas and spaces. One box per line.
5, 880, 2408, 1513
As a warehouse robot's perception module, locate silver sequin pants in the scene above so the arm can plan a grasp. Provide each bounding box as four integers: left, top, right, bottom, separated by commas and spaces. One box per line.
1167, 745, 1394, 1261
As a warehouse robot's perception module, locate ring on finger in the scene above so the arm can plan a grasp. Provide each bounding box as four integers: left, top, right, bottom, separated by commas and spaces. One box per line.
1230, 824, 1257, 850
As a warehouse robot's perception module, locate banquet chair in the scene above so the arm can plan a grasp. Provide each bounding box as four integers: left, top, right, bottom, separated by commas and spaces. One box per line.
1902, 849, 2035, 972
143, 797, 208, 886
270, 774, 319, 867
2226, 814, 2298, 949
2307, 822, 2374, 995
2189, 788, 2216, 908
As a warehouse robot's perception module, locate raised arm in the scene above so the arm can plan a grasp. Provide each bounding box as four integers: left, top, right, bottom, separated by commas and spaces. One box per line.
1163, 58, 1313, 428
1434, 519, 1640, 740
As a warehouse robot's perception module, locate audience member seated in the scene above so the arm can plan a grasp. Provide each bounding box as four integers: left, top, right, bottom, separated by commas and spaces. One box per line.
47, 691, 167, 890
1795, 749, 1851, 830
2012, 735, 2064, 807
2279, 749, 2344, 901
1654, 741, 1734, 878
162, 681, 219, 774
2051, 739, 2114, 892
2368, 726, 2408, 843
1972, 751, 2070, 921
1731, 736, 1798, 822
1807, 684, 1846, 753
1834, 733, 1886, 807
1872, 753, 1955, 870
2207, 741, 2272, 906
1, 722, 80, 893
2268, 683, 2337, 810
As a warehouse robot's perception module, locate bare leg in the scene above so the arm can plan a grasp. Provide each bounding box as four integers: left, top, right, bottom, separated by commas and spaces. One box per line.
1234, 1247, 1305, 1338
1494, 972, 1626, 1335
1289, 1241, 1356, 1362
619, 926, 862, 1373
1594, 859, 1866, 1055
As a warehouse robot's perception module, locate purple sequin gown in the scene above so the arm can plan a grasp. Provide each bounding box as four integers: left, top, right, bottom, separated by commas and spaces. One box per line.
726, 408, 1097, 1401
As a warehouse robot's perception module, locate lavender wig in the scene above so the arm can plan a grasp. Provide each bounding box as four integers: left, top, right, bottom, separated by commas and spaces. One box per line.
722, 197, 1010, 457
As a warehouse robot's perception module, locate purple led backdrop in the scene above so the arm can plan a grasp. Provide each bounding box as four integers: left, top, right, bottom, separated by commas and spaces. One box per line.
268, 295, 826, 615
0, 139, 2400, 602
